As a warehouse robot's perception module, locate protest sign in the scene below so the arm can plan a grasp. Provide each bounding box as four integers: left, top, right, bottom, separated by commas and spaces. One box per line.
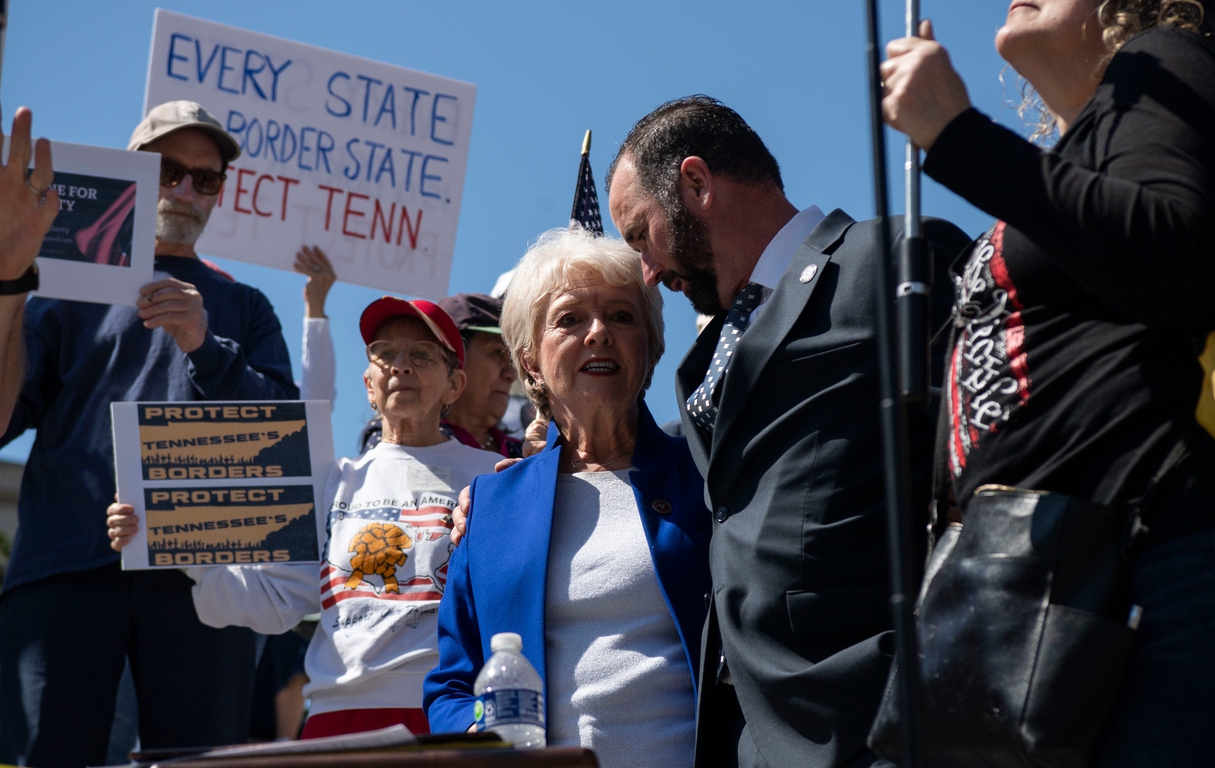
112, 400, 335, 569
0, 139, 158, 305
143, 9, 476, 299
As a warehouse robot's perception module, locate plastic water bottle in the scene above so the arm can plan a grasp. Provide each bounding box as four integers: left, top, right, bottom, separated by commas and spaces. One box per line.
473, 632, 546, 749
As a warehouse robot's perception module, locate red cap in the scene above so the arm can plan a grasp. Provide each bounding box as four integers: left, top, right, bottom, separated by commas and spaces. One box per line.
359, 297, 465, 368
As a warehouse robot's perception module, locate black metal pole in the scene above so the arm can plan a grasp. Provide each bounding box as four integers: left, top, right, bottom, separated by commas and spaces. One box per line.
864, 2, 925, 766
0, 0, 8, 95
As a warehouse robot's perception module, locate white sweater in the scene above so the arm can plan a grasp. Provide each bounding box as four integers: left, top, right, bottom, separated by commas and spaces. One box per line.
299, 317, 336, 409
544, 470, 696, 768
188, 438, 500, 714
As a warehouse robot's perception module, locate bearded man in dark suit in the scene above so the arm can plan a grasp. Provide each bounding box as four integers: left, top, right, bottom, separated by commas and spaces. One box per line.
607, 95, 970, 768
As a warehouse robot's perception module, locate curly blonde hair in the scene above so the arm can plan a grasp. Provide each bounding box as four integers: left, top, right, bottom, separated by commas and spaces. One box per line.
1098, 0, 1205, 50
1018, 0, 1205, 143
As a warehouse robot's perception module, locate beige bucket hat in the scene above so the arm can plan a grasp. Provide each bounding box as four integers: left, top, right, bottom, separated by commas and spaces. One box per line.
128, 100, 241, 163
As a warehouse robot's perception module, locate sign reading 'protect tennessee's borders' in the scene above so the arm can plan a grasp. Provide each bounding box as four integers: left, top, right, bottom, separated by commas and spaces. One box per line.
113, 401, 334, 569
143, 9, 476, 299
137, 401, 312, 480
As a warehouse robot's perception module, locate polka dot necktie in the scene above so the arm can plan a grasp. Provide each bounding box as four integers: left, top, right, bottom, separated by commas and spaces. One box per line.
687, 283, 764, 432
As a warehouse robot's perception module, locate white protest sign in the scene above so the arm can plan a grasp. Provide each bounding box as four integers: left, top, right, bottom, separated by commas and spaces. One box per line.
143, 10, 476, 299
2, 139, 158, 306
112, 400, 335, 569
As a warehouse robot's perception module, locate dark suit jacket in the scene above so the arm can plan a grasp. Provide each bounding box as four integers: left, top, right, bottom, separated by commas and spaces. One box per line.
680, 209, 970, 768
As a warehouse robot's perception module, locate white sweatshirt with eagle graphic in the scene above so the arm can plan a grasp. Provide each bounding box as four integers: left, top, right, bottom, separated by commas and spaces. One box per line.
187, 438, 499, 715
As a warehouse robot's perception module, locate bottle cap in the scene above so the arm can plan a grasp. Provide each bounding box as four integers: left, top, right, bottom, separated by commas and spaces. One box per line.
490, 632, 523, 653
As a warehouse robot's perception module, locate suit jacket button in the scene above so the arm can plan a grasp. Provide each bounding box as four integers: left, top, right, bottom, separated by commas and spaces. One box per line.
704, 592, 711, 609
652, 499, 672, 515
715, 506, 729, 523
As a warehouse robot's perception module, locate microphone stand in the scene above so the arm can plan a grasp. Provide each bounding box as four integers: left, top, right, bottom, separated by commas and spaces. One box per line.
864, 1, 925, 766
898, 0, 933, 407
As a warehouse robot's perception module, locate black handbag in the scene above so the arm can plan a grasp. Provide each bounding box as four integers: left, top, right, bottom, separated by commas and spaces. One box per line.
867, 425, 1195, 767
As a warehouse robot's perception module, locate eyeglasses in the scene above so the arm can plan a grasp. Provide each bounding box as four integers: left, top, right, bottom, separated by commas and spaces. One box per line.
160, 157, 226, 196
367, 340, 449, 370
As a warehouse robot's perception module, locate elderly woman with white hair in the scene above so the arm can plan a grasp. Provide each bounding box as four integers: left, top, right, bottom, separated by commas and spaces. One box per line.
423, 228, 711, 767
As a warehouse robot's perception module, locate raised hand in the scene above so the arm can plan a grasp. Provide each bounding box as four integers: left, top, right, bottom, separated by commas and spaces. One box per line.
0, 107, 59, 281
292, 245, 337, 318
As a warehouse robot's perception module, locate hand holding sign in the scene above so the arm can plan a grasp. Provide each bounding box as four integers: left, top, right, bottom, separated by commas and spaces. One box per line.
107, 501, 140, 552
137, 277, 209, 353
112, 400, 334, 569
0, 107, 59, 281
144, 10, 476, 299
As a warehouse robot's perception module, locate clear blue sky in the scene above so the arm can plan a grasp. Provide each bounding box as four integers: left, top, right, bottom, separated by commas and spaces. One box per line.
0, 0, 1021, 462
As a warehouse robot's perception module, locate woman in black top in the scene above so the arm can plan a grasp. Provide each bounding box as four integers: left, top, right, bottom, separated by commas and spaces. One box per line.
882, 2, 1215, 765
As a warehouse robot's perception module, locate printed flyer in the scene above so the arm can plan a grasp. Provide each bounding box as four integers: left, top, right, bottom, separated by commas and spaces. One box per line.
113, 400, 334, 569
1, 138, 159, 306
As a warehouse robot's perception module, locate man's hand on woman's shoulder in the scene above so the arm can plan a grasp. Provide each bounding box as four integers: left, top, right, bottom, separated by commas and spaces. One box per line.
450, 455, 525, 546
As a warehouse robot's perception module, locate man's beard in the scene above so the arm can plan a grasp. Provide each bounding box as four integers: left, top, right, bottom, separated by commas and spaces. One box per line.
666, 201, 724, 315
156, 198, 210, 245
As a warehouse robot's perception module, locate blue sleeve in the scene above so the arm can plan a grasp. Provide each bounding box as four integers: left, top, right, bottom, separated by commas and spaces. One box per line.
423, 478, 485, 732
187, 287, 300, 401
1, 302, 56, 447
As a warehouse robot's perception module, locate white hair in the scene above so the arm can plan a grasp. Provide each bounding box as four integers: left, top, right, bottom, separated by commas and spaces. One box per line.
500, 227, 665, 418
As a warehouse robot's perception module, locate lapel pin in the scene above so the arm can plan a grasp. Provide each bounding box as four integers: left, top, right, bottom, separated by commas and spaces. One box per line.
799, 264, 818, 284
652, 500, 672, 515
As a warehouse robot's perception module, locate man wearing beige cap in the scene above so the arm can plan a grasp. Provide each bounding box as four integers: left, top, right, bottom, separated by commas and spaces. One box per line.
0, 102, 298, 766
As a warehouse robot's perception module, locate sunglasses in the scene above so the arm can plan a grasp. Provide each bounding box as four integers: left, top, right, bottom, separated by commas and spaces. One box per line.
160, 157, 226, 196
367, 340, 450, 370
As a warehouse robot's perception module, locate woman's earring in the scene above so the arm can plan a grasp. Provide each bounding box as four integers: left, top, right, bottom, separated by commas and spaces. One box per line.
370, 402, 379, 411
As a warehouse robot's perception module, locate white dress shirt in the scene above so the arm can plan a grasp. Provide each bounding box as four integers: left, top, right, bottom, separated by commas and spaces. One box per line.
747, 205, 825, 324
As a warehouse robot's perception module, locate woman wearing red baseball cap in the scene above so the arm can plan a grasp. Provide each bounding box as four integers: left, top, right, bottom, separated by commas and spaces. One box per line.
108, 296, 502, 738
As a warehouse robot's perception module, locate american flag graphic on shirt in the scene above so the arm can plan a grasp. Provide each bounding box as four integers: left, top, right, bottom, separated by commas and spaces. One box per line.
320, 492, 456, 610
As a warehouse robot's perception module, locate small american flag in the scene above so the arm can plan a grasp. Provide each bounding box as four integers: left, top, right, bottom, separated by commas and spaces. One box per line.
569, 130, 604, 235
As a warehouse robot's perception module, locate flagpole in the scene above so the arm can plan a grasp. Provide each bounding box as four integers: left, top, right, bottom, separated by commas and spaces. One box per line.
569, 129, 605, 235
570, 130, 592, 228
864, 1, 925, 767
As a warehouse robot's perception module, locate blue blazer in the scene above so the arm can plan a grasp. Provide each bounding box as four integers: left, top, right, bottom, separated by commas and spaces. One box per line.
423, 401, 712, 733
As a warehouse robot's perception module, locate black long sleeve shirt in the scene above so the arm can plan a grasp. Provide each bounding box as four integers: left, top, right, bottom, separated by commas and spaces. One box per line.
923, 26, 1215, 518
